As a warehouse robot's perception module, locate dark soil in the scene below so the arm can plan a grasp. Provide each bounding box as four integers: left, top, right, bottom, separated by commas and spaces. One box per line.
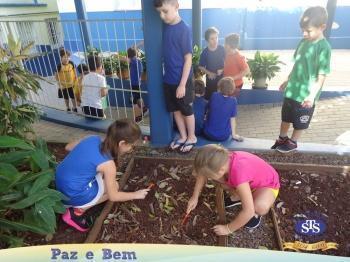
97, 158, 280, 250
97, 159, 218, 245
227, 208, 278, 250
275, 170, 350, 257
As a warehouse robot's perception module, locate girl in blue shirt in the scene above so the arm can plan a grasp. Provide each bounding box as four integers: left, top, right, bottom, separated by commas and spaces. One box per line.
56, 119, 149, 232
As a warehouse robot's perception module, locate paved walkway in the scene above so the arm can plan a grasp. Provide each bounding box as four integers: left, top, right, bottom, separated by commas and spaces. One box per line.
32, 95, 350, 146
236, 96, 350, 144
31, 49, 350, 146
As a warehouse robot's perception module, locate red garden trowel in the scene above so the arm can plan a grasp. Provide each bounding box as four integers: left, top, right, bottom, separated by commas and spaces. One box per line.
144, 169, 158, 191
181, 211, 191, 227
147, 182, 156, 190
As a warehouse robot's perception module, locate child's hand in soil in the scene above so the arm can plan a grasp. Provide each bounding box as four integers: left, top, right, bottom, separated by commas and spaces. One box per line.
186, 196, 198, 213
134, 189, 150, 199
212, 224, 231, 236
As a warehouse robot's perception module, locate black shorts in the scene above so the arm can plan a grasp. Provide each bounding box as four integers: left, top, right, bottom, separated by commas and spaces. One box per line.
82, 106, 104, 118
58, 87, 75, 99
163, 79, 194, 116
130, 85, 142, 105
281, 98, 315, 130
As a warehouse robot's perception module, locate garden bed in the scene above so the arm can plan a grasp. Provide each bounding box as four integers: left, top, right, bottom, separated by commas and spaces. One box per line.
90, 156, 282, 250
18, 144, 350, 257
95, 158, 218, 245
89, 155, 349, 256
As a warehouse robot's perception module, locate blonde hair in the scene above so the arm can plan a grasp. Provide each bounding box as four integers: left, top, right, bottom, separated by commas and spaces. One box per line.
218, 77, 236, 96
194, 144, 230, 178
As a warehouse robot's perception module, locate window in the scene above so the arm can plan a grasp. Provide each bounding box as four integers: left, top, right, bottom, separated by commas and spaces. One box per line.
45, 18, 63, 47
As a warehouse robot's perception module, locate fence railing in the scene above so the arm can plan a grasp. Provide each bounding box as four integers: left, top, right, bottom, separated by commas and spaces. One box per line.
0, 19, 149, 126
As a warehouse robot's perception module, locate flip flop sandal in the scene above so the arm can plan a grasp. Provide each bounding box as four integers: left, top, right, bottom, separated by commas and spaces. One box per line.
169, 139, 186, 151
179, 141, 197, 154
232, 136, 244, 142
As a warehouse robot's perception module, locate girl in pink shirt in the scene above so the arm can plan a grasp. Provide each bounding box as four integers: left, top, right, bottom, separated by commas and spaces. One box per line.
187, 144, 280, 235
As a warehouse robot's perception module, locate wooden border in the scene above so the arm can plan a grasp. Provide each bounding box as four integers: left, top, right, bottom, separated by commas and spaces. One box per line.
134, 156, 349, 177
215, 186, 228, 246
270, 207, 284, 251
85, 157, 135, 243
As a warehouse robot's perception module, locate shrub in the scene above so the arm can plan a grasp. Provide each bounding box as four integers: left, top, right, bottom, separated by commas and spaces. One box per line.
0, 34, 45, 138
0, 136, 66, 247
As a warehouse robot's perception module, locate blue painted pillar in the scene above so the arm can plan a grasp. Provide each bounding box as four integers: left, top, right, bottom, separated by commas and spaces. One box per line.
74, 0, 92, 51
141, 0, 173, 146
192, 0, 202, 48
325, 0, 337, 39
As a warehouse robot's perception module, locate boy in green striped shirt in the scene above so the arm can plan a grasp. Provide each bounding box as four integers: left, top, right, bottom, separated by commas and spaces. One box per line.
272, 6, 331, 153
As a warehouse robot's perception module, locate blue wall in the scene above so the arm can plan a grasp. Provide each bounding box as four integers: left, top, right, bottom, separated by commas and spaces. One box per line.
60, 7, 350, 51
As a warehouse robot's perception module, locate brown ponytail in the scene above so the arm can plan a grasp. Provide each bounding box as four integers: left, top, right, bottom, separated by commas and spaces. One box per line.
101, 119, 141, 159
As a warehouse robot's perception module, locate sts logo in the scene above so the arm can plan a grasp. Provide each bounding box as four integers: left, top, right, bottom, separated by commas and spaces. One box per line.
294, 212, 327, 237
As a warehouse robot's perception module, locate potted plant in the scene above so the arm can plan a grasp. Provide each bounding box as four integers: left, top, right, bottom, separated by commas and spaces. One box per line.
116, 50, 130, 80
247, 51, 284, 89
103, 56, 120, 77
139, 49, 147, 81
86, 46, 101, 57
192, 44, 204, 80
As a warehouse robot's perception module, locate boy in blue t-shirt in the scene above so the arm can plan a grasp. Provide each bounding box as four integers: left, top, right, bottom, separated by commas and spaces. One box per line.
199, 27, 225, 100
154, 0, 196, 153
203, 77, 243, 142
193, 79, 208, 136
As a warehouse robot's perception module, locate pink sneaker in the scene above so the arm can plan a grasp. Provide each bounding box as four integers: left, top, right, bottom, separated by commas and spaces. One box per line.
62, 207, 89, 232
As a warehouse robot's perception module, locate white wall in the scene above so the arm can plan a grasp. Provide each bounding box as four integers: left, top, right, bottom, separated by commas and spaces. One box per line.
0, 1, 61, 47
0, 0, 59, 19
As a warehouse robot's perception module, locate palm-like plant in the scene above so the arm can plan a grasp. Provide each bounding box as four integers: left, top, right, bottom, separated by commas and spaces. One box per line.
0, 34, 46, 138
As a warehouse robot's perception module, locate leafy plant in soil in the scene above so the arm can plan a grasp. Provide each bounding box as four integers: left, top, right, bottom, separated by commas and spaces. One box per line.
0, 136, 66, 248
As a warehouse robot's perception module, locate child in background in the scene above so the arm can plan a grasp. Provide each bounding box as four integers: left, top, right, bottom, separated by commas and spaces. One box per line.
74, 63, 89, 107
127, 47, 149, 123
154, 0, 197, 153
223, 34, 250, 97
81, 55, 108, 118
187, 144, 280, 234
203, 77, 243, 142
199, 27, 225, 100
56, 119, 150, 232
193, 79, 208, 136
272, 6, 331, 153
55, 48, 78, 112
